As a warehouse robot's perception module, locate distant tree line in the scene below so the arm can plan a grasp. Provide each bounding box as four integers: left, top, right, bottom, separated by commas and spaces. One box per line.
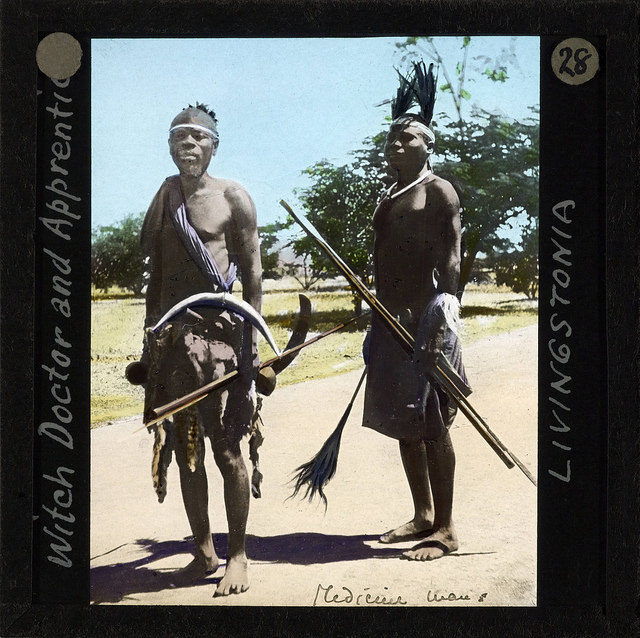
92, 212, 146, 294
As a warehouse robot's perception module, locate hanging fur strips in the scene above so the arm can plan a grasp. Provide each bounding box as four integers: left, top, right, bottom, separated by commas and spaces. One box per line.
289, 368, 367, 508
151, 421, 174, 503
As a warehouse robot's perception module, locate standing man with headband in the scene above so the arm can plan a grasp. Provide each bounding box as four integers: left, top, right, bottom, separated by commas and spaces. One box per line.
363, 63, 467, 560
140, 103, 261, 595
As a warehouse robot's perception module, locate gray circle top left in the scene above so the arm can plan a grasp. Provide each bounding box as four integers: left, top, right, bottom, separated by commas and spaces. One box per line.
36, 33, 82, 80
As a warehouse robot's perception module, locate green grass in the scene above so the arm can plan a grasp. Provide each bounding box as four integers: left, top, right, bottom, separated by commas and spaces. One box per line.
91, 283, 537, 426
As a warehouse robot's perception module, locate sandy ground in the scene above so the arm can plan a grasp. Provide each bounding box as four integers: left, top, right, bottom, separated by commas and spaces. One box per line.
90, 324, 537, 607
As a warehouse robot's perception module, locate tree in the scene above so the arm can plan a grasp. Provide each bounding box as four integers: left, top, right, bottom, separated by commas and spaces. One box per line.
436, 107, 539, 295
91, 212, 145, 294
286, 153, 386, 311
492, 219, 539, 299
287, 37, 538, 303
282, 251, 327, 291
397, 36, 518, 136
258, 222, 284, 279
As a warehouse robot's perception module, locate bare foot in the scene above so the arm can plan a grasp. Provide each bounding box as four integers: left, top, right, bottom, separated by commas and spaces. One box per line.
171, 554, 219, 584
401, 526, 458, 561
379, 518, 433, 544
214, 556, 249, 596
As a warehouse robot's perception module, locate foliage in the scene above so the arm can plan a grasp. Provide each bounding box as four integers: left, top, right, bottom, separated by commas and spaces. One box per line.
436, 107, 539, 295
396, 35, 518, 130
286, 139, 388, 310
492, 220, 539, 299
91, 212, 146, 295
259, 222, 285, 279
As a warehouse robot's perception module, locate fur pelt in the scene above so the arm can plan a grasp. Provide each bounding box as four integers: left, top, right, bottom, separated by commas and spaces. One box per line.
150, 420, 174, 503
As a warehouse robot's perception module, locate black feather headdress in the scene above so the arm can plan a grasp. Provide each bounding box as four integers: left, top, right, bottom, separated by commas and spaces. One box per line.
391, 67, 417, 120
412, 62, 436, 127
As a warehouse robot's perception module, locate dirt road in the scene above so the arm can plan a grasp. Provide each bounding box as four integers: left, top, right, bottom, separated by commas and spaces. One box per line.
90, 324, 537, 606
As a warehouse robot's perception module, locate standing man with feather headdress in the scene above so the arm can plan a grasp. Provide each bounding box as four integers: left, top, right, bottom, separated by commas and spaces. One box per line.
362, 63, 468, 560
140, 103, 261, 595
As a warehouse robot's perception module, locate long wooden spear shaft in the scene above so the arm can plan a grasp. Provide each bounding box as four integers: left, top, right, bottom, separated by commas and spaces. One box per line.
281, 199, 536, 486
139, 312, 365, 430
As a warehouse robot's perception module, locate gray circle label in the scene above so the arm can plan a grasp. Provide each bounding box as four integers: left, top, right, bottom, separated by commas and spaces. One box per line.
36, 33, 82, 80
551, 38, 599, 85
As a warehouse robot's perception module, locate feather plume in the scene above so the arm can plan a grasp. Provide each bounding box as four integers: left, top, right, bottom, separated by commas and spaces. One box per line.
412, 61, 437, 126
391, 68, 416, 120
289, 369, 367, 508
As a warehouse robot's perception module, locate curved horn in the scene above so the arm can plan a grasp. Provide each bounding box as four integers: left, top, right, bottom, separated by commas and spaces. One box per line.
270, 293, 312, 375
152, 292, 281, 357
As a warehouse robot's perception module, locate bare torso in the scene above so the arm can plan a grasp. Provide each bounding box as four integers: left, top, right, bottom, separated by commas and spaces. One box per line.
158, 175, 248, 313
373, 175, 460, 329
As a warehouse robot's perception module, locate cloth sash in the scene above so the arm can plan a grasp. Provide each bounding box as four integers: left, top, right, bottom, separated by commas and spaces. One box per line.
167, 180, 237, 293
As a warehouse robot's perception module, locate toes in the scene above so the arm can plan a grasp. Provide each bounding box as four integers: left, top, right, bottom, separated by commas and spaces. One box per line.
214, 580, 249, 596
400, 549, 443, 561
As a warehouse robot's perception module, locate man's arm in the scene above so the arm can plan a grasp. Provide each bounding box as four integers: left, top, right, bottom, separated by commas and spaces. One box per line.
228, 186, 262, 314
228, 186, 263, 382
414, 181, 461, 374
140, 185, 165, 329
436, 181, 461, 295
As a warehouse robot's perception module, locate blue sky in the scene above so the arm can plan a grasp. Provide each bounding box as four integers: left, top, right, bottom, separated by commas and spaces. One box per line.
91, 37, 539, 230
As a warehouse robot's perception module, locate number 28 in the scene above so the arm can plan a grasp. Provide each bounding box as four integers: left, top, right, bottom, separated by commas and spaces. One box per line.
558, 46, 592, 76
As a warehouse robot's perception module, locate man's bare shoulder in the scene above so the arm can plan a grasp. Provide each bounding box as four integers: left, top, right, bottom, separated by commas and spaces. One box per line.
424, 174, 459, 205
207, 177, 251, 205
210, 178, 256, 225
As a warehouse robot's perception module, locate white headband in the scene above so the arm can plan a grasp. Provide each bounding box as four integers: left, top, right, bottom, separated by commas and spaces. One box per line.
169, 123, 219, 140
391, 116, 435, 143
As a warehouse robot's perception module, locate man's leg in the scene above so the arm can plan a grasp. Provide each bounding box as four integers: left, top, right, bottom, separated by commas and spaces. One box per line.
173, 410, 219, 576
402, 430, 458, 560
211, 429, 250, 596
380, 438, 435, 543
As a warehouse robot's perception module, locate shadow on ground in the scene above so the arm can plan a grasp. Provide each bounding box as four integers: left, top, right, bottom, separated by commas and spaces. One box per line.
90, 532, 402, 604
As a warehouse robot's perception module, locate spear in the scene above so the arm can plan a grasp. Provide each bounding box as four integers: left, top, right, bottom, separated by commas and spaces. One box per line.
281, 199, 536, 487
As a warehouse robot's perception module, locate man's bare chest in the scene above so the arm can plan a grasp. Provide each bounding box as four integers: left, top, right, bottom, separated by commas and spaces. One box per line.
183, 193, 233, 243
376, 192, 442, 241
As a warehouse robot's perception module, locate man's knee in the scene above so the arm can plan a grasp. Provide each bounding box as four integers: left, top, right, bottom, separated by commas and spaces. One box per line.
426, 430, 455, 453
399, 438, 425, 453
212, 441, 244, 476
